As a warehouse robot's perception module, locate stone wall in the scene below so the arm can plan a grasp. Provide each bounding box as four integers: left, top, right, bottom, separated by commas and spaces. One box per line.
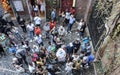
95, 0, 120, 75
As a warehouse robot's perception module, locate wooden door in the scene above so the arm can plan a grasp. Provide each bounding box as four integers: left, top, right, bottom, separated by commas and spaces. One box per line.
61, 0, 73, 11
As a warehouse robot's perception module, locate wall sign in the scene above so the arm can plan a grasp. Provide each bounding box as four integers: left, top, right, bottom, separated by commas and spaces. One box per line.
13, 0, 24, 11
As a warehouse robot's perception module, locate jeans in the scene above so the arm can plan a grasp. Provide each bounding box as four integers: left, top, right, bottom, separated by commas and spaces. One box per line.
15, 33, 22, 40
45, 31, 50, 38
29, 31, 34, 39
38, 42, 44, 47
67, 23, 73, 32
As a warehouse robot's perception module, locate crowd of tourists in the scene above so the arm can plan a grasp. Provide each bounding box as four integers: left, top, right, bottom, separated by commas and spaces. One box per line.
0, 6, 95, 75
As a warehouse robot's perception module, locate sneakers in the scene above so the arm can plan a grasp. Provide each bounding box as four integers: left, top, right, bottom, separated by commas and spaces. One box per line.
30, 40, 33, 42
68, 31, 71, 33
77, 33, 79, 36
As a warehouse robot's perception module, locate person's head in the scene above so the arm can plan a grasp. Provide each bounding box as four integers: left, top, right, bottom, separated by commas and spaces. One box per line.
4, 11, 7, 14
60, 28, 63, 31
29, 62, 33, 66
20, 18, 23, 21
48, 41, 51, 45
80, 19, 84, 22
74, 38, 80, 43
51, 20, 54, 22
29, 21, 32, 24
21, 41, 24, 45
71, 15, 74, 18
61, 45, 66, 50
33, 45, 37, 49
53, 9, 56, 11
13, 58, 18, 62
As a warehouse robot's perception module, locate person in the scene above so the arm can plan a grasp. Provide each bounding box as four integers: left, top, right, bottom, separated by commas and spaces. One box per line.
28, 62, 36, 74
0, 32, 9, 49
40, 1, 45, 16
19, 18, 27, 33
88, 53, 95, 66
8, 32, 18, 46
16, 15, 21, 24
34, 15, 41, 26
65, 59, 73, 75
66, 43, 74, 56
64, 9, 70, 25
34, 26, 41, 36
31, 53, 38, 63
27, 21, 35, 41
58, 26, 67, 37
2, 11, 14, 27
72, 60, 82, 75
47, 41, 53, 53
51, 9, 56, 21
43, 22, 50, 38
56, 48, 66, 62
49, 20, 56, 30
12, 57, 25, 73
11, 26, 23, 41
0, 15, 7, 26
55, 37, 63, 49
67, 15, 75, 33
73, 38, 81, 53
33, 4, 39, 15
0, 44, 5, 56
70, 7, 76, 15
79, 19, 86, 38
36, 65, 45, 75
72, 53, 80, 62
81, 54, 89, 68
32, 45, 39, 53
8, 45, 17, 55
77, 19, 85, 35
35, 34, 44, 47
16, 49, 28, 65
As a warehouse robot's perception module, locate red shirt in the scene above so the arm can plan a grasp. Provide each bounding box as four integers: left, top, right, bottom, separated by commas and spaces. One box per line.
50, 21, 56, 30
70, 8, 76, 15
34, 27, 41, 35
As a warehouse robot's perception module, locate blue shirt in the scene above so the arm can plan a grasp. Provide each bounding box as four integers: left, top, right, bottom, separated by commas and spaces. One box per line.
9, 47, 16, 53
88, 54, 95, 62
69, 16, 75, 24
51, 11, 56, 19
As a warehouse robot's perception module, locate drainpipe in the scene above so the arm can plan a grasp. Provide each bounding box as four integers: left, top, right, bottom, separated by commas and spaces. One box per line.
26, 0, 32, 21
72, 0, 76, 7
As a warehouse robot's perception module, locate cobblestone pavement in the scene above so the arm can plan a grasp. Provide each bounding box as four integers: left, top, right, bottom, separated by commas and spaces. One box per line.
0, 19, 95, 75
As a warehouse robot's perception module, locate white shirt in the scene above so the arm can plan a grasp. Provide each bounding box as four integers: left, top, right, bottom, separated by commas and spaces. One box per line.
65, 12, 70, 19
72, 54, 80, 62
34, 16, 41, 25
33, 5, 38, 11
12, 27, 19, 33
43, 24, 50, 31
58, 26, 66, 36
27, 23, 34, 31
83, 56, 88, 63
32, 45, 39, 53
28, 62, 35, 73
56, 48, 66, 58
65, 62, 73, 72
35, 35, 42, 44
77, 22, 84, 30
